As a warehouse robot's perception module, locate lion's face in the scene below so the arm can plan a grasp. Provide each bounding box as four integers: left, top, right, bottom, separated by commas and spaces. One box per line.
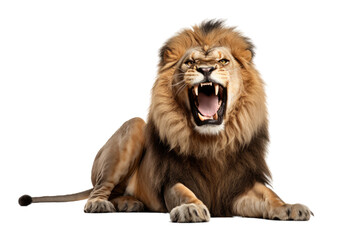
149, 20, 267, 156
173, 46, 242, 135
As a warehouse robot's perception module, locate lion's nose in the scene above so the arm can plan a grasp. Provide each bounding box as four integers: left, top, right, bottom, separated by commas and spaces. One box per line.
196, 67, 215, 77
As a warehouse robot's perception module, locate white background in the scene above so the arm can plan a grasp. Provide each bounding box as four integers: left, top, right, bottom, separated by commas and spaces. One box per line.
1, 0, 359, 239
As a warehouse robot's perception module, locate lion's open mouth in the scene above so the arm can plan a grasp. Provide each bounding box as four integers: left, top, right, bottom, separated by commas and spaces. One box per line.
188, 81, 227, 126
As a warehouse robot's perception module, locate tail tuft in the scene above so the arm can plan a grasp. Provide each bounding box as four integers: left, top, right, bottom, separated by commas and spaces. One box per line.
19, 195, 32, 206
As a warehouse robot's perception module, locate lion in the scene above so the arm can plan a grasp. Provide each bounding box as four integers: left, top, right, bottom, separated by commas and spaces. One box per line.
19, 20, 313, 222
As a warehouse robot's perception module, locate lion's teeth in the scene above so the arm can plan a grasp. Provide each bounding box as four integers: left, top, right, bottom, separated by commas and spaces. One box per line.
214, 112, 218, 120
198, 113, 205, 121
200, 82, 212, 87
214, 84, 219, 95
194, 85, 198, 96
198, 113, 213, 121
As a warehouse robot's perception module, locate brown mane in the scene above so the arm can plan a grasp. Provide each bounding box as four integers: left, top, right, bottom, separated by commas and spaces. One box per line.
148, 20, 268, 159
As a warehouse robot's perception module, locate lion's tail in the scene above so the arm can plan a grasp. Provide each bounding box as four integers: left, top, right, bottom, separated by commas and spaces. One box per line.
18, 189, 93, 206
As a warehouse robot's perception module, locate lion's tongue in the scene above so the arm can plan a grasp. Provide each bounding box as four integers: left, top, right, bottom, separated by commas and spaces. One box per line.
197, 92, 219, 117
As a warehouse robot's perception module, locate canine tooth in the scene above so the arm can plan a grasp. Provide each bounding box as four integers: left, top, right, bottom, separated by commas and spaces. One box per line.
194, 85, 198, 96
214, 84, 219, 95
214, 112, 218, 120
198, 113, 205, 121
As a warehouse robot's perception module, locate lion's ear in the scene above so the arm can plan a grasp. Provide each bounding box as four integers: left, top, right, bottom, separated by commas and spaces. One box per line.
159, 45, 170, 66
233, 48, 254, 65
242, 49, 252, 62
159, 46, 178, 67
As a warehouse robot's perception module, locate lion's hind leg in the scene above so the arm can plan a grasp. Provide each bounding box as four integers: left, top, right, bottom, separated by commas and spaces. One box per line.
84, 118, 146, 213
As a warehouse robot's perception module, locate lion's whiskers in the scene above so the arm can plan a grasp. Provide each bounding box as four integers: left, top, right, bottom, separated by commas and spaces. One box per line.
172, 72, 186, 78
175, 83, 188, 96
172, 81, 185, 87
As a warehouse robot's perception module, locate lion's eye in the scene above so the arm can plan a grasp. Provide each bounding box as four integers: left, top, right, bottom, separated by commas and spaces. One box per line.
184, 59, 194, 67
218, 59, 229, 65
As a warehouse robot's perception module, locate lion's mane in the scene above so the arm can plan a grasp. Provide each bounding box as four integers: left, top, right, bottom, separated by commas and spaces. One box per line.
148, 20, 268, 160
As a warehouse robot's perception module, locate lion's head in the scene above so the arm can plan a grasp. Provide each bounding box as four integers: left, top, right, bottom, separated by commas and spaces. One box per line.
148, 20, 267, 157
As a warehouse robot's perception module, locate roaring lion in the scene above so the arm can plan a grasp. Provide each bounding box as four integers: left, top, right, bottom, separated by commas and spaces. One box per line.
19, 20, 313, 222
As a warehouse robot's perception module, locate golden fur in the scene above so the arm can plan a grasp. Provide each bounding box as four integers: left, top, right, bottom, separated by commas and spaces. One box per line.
19, 20, 312, 222
151, 23, 266, 157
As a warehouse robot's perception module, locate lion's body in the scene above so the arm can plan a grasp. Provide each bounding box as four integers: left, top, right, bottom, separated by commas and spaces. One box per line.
128, 120, 270, 216
19, 20, 312, 222
83, 115, 270, 217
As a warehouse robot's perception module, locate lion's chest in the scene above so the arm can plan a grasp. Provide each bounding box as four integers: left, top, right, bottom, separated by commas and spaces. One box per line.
144, 127, 265, 217
165, 153, 248, 216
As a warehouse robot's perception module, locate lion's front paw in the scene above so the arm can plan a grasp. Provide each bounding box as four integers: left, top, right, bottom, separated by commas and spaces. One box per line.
270, 203, 313, 221
84, 199, 116, 213
170, 203, 210, 223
